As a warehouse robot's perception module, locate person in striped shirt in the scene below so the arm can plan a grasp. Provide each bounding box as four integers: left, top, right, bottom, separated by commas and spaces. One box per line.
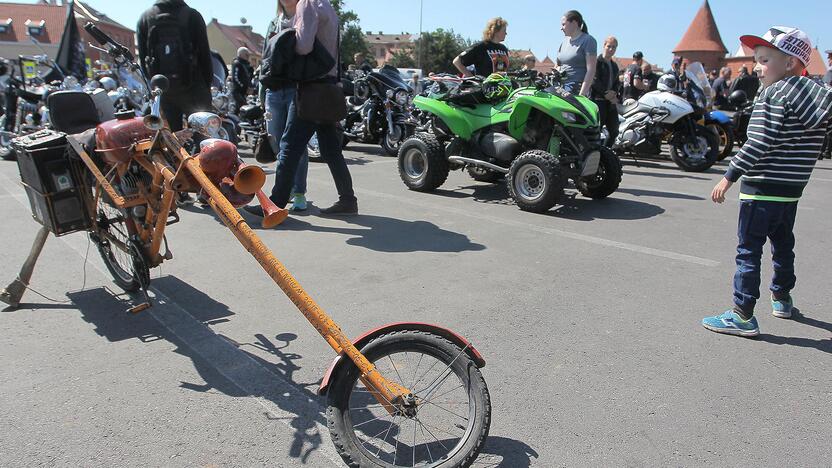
703, 27, 832, 337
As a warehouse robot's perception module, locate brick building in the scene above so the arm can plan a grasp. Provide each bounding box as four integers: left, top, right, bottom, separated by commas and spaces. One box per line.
365, 31, 412, 66
206, 19, 265, 68
0, 0, 135, 67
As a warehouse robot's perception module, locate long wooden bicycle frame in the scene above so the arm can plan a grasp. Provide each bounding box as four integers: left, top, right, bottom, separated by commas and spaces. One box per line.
70, 128, 411, 412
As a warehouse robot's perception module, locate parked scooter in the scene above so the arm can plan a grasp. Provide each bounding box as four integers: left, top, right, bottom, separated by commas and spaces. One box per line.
613, 62, 719, 172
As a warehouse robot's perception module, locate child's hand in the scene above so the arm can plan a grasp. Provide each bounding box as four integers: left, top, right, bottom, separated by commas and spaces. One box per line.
711, 178, 733, 203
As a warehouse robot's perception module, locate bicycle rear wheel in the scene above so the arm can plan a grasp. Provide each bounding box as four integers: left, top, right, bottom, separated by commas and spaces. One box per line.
327, 330, 491, 467
92, 192, 148, 292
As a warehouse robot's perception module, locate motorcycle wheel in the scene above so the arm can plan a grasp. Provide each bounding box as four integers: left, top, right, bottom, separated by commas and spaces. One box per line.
575, 148, 623, 200
669, 124, 719, 172
708, 123, 735, 161
92, 191, 148, 293
381, 127, 404, 157
0, 115, 16, 161
308, 130, 348, 163
467, 166, 504, 183
398, 133, 449, 192
508, 150, 564, 213
327, 330, 491, 468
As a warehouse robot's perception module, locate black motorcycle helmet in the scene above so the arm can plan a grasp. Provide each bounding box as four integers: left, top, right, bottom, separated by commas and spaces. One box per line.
728, 90, 748, 107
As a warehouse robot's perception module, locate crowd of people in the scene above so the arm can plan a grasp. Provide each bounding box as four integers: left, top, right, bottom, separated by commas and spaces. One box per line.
130, 1, 832, 340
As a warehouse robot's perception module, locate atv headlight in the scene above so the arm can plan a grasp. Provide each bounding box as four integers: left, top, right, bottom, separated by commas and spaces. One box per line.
395, 89, 409, 106
561, 112, 578, 123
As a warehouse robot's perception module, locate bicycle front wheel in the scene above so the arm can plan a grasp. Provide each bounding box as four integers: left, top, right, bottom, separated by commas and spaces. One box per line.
327, 330, 491, 467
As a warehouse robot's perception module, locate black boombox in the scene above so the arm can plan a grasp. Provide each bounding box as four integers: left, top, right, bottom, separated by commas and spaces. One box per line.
12, 129, 91, 236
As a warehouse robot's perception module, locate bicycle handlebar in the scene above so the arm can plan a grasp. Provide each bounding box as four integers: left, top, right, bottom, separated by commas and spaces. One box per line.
84, 22, 134, 62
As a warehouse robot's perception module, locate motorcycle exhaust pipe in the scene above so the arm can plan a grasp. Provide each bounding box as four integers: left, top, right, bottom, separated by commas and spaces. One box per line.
447, 156, 509, 174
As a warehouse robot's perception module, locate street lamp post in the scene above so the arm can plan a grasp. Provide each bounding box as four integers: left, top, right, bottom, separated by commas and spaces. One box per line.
418, 0, 423, 70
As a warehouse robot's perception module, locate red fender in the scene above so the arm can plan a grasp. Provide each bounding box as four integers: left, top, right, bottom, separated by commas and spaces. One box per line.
318, 322, 486, 396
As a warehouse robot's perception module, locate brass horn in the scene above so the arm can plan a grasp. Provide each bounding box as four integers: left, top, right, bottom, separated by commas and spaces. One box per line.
234, 162, 266, 195
143, 114, 165, 131
255, 190, 289, 228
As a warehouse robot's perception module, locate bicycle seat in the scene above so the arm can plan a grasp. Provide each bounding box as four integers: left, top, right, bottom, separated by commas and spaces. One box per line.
48, 91, 101, 134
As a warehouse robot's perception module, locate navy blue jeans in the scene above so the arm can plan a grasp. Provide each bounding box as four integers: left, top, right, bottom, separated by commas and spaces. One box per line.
269, 98, 355, 208
265, 88, 307, 195
733, 199, 798, 317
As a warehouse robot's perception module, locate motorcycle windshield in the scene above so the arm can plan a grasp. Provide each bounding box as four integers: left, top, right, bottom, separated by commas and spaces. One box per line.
685, 62, 713, 105
211, 52, 228, 90
373, 66, 411, 92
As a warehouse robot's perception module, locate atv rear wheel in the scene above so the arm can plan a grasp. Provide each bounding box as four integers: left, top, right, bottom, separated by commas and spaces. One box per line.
576, 148, 622, 200
398, 133, 449, 192
508, 150, 564, 213
467, 165, 504, 183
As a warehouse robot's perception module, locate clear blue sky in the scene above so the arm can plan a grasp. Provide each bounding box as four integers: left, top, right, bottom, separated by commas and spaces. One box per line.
71, 0, 829, 69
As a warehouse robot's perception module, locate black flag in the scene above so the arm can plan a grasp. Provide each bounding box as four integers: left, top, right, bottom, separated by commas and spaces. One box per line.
52, 0, 86, 81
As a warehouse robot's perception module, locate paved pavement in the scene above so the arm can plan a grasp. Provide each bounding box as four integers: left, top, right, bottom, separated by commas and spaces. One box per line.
1, 143, 830, 467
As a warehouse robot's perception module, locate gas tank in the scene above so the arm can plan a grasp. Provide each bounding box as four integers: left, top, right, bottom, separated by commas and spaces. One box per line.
95, 117, 154, 165
639, 91, 693, 124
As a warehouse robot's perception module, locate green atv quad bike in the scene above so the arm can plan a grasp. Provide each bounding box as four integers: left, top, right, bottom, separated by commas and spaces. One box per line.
398, 72, 622, 213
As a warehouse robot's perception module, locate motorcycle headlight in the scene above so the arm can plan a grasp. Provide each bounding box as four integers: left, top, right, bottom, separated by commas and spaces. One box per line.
395, 89, 409, 106
188, 112, 225, 139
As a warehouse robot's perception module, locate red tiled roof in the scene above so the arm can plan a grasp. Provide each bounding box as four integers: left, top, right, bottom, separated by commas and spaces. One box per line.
210, 19, 265, 56
0, 2, 65, 44
673, 0, 727, 54
0, 1, 133, 45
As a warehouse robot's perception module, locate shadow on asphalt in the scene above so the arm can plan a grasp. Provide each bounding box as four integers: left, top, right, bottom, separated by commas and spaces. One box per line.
67, 280, 327, 463
471, 436, 540, 467
279, 214, 487, 253
620, 158, 726, 175
66, 279, 535, 466
434, 183, 666, 221
617, 187, 706, 201
756, 309, 832, 354
623, 169, 710, 181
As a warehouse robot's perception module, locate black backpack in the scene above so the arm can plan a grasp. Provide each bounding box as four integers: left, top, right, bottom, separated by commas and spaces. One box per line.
145, 7, 195, 86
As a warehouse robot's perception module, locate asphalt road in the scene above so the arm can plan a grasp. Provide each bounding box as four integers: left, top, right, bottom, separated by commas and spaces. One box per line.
1, 143, 830, 467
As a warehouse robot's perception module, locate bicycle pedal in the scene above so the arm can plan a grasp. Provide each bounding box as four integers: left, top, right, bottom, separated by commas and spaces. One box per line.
128, 302, 152, 314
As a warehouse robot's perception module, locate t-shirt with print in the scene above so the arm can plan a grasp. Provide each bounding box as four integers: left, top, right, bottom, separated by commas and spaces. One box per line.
459, 41, 510, 77
623, 63, 644, 100
557, 33, 597, 92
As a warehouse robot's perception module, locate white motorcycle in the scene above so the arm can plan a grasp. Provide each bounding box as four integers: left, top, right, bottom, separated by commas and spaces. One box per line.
614, 62, 719, 172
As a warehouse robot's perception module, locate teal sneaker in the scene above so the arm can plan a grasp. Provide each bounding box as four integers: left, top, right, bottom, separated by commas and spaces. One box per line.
290, 193, 307, 212
702, 310, 759, 337
771, 296, 794, 319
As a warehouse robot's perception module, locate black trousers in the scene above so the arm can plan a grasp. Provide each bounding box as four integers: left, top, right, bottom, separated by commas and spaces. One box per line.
160, 85, 212, 132
594, 99, 619, 147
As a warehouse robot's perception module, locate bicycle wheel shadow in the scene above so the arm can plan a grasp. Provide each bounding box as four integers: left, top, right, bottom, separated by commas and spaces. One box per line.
66, 277, 330, 464
471, 436, 540, 467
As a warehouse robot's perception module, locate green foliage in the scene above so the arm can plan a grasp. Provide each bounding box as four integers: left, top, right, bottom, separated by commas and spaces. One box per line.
342, 25, 371, 65
389, 46, 417, 68
413, 29, 471, 74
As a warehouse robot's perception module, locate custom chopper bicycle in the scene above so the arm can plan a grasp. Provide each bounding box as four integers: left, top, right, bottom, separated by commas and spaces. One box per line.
1, 24, 491, 468
398, 71, 622, 213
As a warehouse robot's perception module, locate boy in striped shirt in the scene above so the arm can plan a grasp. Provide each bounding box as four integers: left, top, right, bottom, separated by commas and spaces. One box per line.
703, 27, 832, 337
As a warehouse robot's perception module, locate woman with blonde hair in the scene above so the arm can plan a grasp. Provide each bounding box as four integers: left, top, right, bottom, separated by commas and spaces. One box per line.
453, 17, 510, 77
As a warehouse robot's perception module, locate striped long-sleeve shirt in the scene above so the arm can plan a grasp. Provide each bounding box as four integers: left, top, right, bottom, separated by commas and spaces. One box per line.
725, 76, 832, 200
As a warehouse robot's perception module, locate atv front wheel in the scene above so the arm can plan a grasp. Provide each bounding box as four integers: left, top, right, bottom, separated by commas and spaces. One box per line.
398, 133, 449, 192
508, 150, 564, 213
576, 148, 622, 199
467, 165, 504, 183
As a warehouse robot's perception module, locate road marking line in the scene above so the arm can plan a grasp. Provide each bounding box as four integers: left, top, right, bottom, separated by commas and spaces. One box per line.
307, 176, 721, 267
0, 171, 342, 466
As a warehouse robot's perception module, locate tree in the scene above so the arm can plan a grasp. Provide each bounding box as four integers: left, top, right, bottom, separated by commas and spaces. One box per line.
389, 47, 417, 69
413, 29, 471, 75
332, 0, 370, 66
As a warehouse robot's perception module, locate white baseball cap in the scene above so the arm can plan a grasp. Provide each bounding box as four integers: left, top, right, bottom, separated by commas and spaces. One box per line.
740, 26, 813, 67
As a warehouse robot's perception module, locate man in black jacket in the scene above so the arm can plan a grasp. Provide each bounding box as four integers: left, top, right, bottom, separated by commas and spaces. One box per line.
137, 0, 213, 132
230, 47, 254, 112
591, 36, 620, 146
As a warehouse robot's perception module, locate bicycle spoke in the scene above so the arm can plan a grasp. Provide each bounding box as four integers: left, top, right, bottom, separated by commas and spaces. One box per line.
352, 412, 395, 429
421, 384, 463, 406
412, 418, 417, 468
415, 344, 469, 400
388, 355, 407, 386
421, 399, 469, 422
419, 421, 434, 464
414, 417, 450, 451
409, 353, 424, 389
